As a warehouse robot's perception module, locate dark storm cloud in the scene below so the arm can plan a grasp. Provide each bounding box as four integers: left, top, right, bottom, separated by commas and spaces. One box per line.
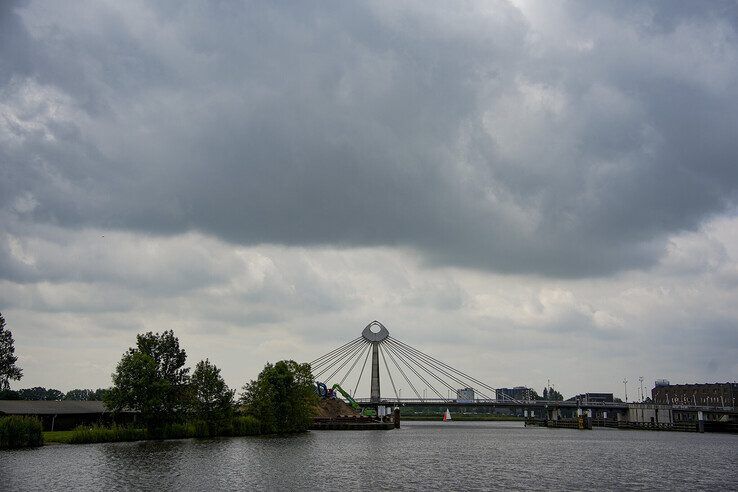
2, 0, 738, 278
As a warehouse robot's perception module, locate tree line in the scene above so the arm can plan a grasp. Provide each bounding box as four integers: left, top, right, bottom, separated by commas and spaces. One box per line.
104, 330, 316, 436
0, 311, 317, 438
0, 387, 109, 401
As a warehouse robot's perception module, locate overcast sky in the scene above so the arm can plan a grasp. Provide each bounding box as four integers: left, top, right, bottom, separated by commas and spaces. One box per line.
1, 0, 737, 399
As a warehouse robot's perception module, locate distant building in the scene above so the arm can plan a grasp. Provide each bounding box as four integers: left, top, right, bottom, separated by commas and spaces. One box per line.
496, 386, 535, 401
567, 393, 614, 403
651, 382, 738, 406
456, 388, 475, 402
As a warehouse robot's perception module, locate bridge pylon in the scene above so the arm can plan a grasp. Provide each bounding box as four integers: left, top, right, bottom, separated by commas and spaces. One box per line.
362, 321, 389, 402
310, 320, 501, 404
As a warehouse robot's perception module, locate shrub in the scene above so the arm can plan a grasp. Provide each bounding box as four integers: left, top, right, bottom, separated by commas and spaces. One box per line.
0, 416, 44, 448
232, 415, 260, 436
159, 422, 196, 439
64, 425, 147, 444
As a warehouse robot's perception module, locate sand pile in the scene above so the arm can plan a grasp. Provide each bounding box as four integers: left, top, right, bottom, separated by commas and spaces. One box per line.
314, 398, 359, 418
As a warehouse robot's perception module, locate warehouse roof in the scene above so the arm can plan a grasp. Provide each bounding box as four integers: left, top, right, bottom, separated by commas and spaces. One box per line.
0, 400, 110, 415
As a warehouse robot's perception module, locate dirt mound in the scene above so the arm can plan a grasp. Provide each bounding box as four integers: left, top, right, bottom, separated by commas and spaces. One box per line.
314, 398, 359, 418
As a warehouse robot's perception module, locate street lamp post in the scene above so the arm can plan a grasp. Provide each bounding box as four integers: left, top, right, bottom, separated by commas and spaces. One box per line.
639, 376, 644, 402
623, 379, 628, 403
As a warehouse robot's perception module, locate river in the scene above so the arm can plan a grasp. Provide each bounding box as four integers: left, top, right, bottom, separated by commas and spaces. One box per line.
1, 421, 736, 490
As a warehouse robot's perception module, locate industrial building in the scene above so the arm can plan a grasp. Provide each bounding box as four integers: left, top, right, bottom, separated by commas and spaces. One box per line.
651, 381, 737, 407
496, 386, 536, 401
456, 388, 475, 403
567, 393, 614, 403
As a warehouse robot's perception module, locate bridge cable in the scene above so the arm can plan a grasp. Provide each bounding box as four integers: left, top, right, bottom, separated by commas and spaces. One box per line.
385, 339, 494, 400
379, 344, 400, 403
384, 343, 444, 401
387, 342, 458, 398
385, 338, 481, 392
390, 337, 501, 397
313, 339, 366, 379
323, 340, 369, 383
391, 340, 493, 400
312, 338, 365, 375
391, 336, 501, 396
311, 337, 365, 370
389, 337, 496, 392
311, 338, 365, 372
320, 339, 368, 382
310, 337, 362, 366
382, 342, 422, 400
384, 342, 441, 401
352, 341, 373, 398
338, 342, 371, 387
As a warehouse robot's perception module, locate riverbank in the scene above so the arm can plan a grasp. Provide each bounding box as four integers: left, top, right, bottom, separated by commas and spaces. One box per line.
401, 414, 524, 422
39, 417, 262, 445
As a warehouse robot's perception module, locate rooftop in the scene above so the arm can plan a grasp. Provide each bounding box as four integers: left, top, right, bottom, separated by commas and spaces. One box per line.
0, 400, 110, 415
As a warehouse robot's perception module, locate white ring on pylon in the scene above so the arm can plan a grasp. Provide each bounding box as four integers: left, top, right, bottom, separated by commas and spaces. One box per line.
362, 320, 389, 342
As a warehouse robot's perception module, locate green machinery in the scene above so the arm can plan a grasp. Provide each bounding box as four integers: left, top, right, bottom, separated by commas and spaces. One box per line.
331, 383, 359, 410
317, 382, 376, 417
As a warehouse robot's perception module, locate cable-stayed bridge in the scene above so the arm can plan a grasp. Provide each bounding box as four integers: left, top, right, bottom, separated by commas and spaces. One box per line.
310, 320, 571, 408
310, 321, 737, 432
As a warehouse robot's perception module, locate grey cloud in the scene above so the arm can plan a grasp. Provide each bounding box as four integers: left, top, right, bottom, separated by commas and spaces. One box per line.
2, 1, 738, 279
1, 220, 737, 393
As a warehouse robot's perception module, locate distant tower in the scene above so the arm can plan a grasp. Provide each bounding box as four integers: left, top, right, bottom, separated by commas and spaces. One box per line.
362, 321, 389, 403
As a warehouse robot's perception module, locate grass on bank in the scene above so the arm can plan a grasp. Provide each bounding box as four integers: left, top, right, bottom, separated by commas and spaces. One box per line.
42, 415, 262, 445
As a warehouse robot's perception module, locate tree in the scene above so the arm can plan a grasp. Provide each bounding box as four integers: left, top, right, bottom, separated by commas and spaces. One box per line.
0, 313, 22, 391
105, 330, 189, 429
64, 388, 110, 401
64, 389, 92, 401
17, 387, 64, 400
105, 352, 166, 428
0, 389, 20, 400
91, 388, 110, 401
189, 359, 234, 434
546, 387, 563, 401
241, 360, 317, 434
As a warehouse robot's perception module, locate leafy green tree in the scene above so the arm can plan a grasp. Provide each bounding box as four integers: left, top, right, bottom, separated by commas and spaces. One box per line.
189, 359, 234, 434
63, 388, 109, 401
91, 388, 110, 401
105, 330, 189, 430
545, 387, 563, 401
241, 360, 316, 434
64, 388, 107, 401
0, 389, 20, 400
106, 352, 165, 428
0, 313, 22, 391
64, 389, 91, 401
17, 387, 64, 400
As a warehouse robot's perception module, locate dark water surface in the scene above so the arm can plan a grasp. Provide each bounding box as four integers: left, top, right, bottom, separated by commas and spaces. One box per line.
1, 421, 736, 491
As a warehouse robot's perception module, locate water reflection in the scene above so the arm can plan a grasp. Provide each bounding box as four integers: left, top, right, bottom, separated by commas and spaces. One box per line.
1, 422, 736, 490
